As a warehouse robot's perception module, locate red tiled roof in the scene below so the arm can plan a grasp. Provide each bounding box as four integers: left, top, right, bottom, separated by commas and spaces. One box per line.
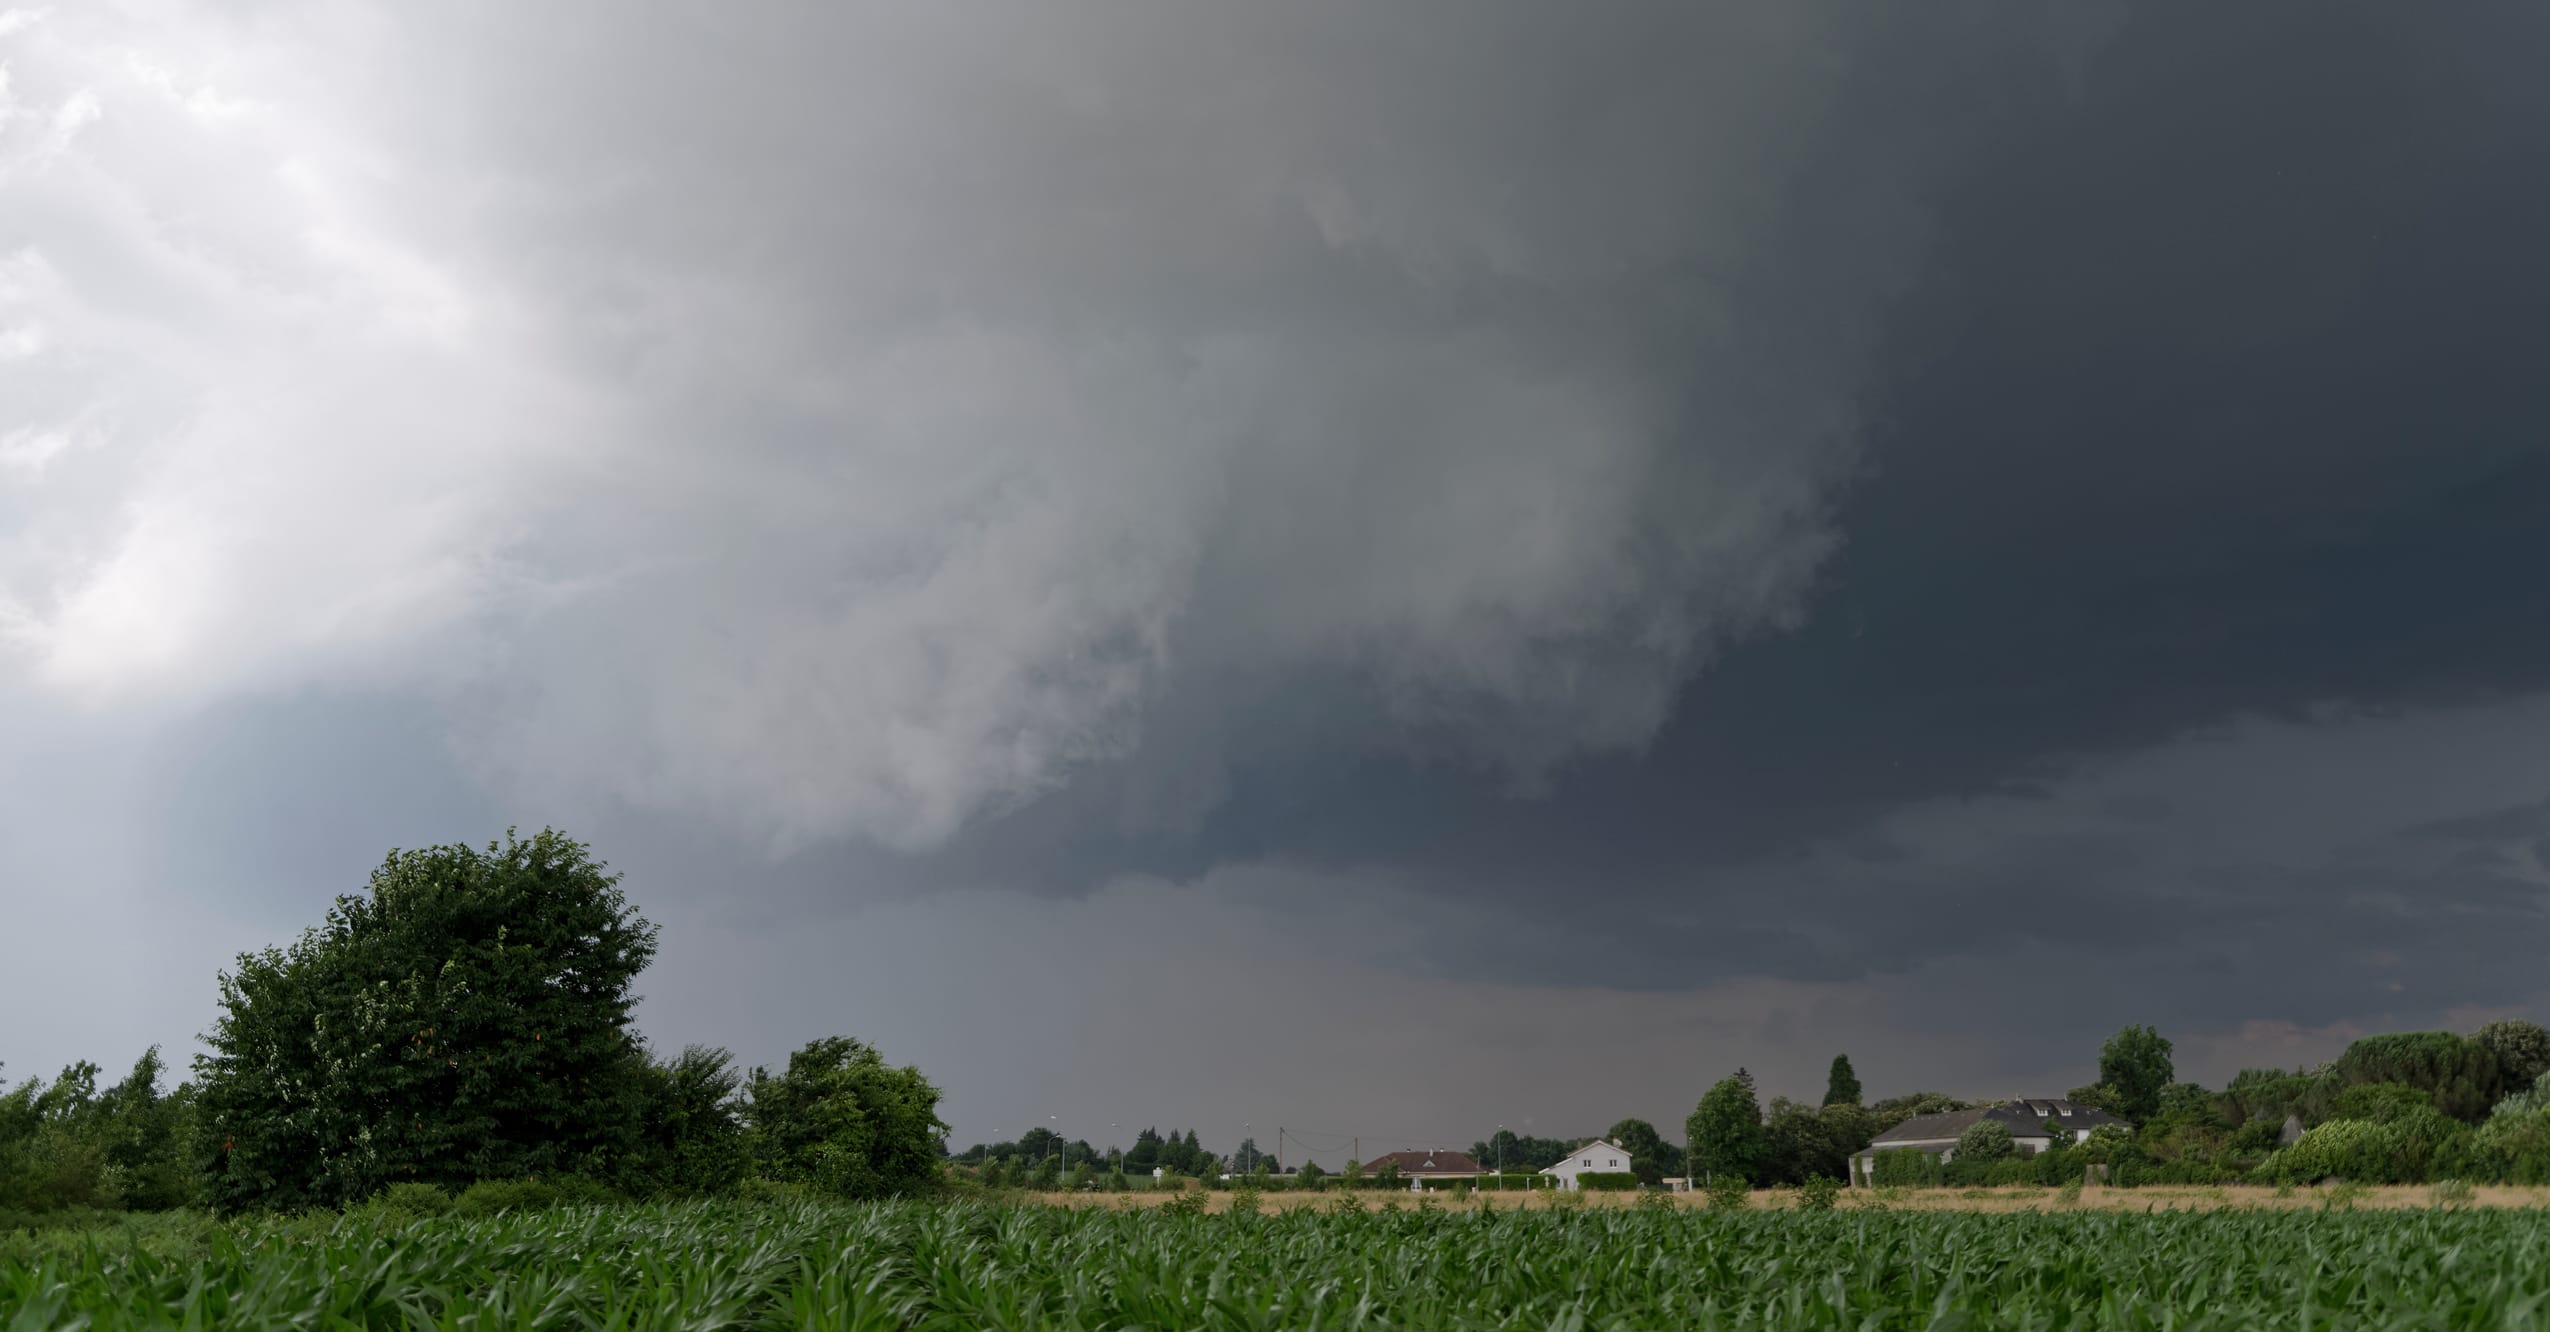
1363, 1149, 1486, 1175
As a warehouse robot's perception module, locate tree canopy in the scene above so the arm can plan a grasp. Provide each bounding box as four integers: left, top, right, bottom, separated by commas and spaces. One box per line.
745, 1036, 947, 1199
1686, 1069, 1765, 1185
2072, 1025, 2175, 1124
1823, 1055, 1862, 1107
1603, 1118, 1682, 1186
194, 829, 659, 1211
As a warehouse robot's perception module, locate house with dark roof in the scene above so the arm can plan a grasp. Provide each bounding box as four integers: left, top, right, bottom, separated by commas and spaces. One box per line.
1849, 1098, 2126, 1187
1362, 1149, 1486, 1186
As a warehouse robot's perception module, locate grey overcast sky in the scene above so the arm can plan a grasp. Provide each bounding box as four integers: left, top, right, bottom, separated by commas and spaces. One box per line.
5, 0, 2548, 1159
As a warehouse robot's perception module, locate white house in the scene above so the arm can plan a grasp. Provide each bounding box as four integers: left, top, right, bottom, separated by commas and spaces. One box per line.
1542, 1138, 1633, 1189
1849, 1098, 2127, 1186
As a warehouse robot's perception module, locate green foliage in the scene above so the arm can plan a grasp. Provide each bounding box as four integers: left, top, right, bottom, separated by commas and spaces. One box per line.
2254, 1107, 2473, 1185
1865, 1092, 1970, 1136
451, 1179, 557, 1217
1869, 1149, 1961, 1188
1824, 1055, 1862, 1107
1757, 1099, 1873, 1187
2092, 1025, 2176, 1124
1687, 1069, 1765, 1185
745, 1036, 948, 1200
12, 1201, 2550, 1325
2316, 1031, 2504, 1123
380, 1182, 453, 1216
1573, 1172, 1637, 1191
194, 829, 660, 1212
1297, 1160, 1326, 1187
2495, 1070, 2550, 1118
1795, 1175, 1842, 1211
2333, 1082, 2437, 1125
1468, 1130, 1579, 1173
0, 1049, 199, 1215
1603, 1118, 1680, 1186
2471, 1105, 2550, 1184
619, 1045, 751, 1199
1704, 1174, 1749, 1210
1953, 1120, 2016, 1164
2473, 1019, 2550, 1091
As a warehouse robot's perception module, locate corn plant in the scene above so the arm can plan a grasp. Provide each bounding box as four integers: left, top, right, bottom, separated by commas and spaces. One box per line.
6, 1197, 2550, 1328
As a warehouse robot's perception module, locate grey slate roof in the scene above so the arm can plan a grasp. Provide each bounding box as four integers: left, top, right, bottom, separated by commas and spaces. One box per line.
1867, 1098, 2126, 1149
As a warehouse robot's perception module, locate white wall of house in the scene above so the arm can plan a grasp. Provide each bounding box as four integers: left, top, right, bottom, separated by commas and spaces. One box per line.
1542, 1139, 1633, 1189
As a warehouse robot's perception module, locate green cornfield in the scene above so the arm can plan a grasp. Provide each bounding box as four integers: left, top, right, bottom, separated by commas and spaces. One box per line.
6, 1200, 2550, 1329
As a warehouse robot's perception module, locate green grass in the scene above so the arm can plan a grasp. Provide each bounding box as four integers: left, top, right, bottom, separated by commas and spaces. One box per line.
5, 1200, 2550, 1328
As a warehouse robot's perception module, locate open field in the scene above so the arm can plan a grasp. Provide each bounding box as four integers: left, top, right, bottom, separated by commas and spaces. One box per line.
8, 1198, 2550, 1328
1047, 1182, 2550, 1214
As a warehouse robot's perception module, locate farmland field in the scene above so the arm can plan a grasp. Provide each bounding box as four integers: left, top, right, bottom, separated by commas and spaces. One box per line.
8, 1200, 2550, 1329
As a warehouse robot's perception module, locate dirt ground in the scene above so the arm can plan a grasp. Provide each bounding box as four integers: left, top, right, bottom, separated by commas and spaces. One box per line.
1037, 1183, 2550, 1215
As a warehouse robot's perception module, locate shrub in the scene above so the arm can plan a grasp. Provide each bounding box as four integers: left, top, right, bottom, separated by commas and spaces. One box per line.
379, 1182, 452, 1216
2334, 1083, 2434, 1124
2474, 1020, 2550, 1091
1795, 1175, 1841, 1211
452, 1179, 558, 1216
1575, 1173, 1638, 1192
1706, 1175, 1749, 1210
1869, 1149, 1943, 1189
1954, 1121, 2015, 1164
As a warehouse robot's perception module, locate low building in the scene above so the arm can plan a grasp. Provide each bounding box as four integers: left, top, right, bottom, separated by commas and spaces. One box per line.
1542, 1138, 1634, 1190
1850, 1098, 2124, 1186
1363, 1149, 1487, 1189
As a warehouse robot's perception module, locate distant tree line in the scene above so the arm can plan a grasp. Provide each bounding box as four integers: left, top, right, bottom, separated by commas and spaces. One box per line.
1684, 1021, 2550, 1190
1, 829, 948, 1219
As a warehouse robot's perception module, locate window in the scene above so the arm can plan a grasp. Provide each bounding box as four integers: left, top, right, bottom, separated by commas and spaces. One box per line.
1582, 1159, 1592, 1166
1608, 1159, 1619, 1166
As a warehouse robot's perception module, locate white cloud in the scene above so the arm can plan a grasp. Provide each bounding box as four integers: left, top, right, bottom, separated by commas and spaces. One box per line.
0, 2, 1925, 851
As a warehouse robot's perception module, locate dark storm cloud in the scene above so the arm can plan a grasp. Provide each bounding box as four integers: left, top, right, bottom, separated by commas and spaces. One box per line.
849, 0, 2550, 1037
9, 0, 2550, 1125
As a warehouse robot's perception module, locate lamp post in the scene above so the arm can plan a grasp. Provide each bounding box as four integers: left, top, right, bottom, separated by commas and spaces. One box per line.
1051, 1114, 1062, 1177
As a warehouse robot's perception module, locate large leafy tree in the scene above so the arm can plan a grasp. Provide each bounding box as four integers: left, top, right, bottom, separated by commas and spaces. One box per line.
1756, 1098, 1875, 1186
745, 1036, 947, 1199
1686, 1069, 1765, 1185
1823, 1055, 1862, 1107
2072, 1025, 2175, 1124
194, 829, 659, 1211
1604, 1118, 1683, 1186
